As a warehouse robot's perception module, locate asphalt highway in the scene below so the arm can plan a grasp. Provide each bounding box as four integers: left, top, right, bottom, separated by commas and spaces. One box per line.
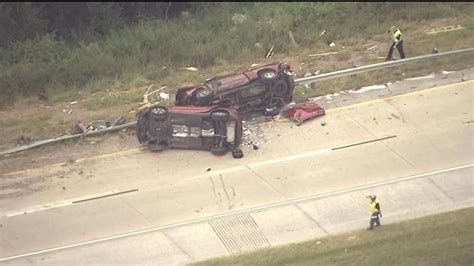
0, 79, 473, 265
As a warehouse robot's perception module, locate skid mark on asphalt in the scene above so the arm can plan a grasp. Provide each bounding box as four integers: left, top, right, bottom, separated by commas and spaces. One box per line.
220, 175, 235, 210
209, 177, 220, 205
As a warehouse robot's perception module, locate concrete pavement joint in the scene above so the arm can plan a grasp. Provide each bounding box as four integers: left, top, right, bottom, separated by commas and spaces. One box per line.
244, 165, 284, 198
1, 163, 471, 262
427, 177, 455, 202
162, 231, 195, 261
338, 107, 418, 170
294, 204, 329, 235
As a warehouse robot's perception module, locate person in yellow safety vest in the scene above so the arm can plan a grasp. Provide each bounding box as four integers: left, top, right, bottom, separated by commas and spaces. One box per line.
386, 26, 406, 61
367, 194, 382, 230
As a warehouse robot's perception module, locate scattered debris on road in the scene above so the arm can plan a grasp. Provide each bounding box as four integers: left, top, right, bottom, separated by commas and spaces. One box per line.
143, 84, 168, 103
288, 30, 299, 48
159, 92, 170, 100
242, 118, 271, 149
308, 52, 338, 57
17, 135, 32, 146
266, 45, 275, 58
74, 121, 88, 134
232, 148, 244, 159
183, 67, 198, 72
366, 45, 378, 51
72, 119, 117, 135
425, 25, 464, 35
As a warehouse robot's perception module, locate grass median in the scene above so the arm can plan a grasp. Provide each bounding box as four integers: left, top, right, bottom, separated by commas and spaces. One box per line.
192, 207, 474, 266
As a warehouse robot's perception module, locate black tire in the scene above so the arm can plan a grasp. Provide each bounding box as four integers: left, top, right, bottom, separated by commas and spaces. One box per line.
136, 114, 149, 144
148, 141, 168, 152
232, 148, 244, 159
149, 106, 168, 120
272, 80, 289, 97
257, 69, 277, 81
211, 110, 230, 121
195, 87, 213, 102
211, 144, 228, 156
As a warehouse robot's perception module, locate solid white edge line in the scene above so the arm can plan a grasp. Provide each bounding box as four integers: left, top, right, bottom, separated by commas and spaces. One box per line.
1, 163, 472, 262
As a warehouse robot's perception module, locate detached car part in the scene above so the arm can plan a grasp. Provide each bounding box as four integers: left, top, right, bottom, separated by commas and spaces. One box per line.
136, 105, 242, 155
281, 102, 326, 126
175, 62, 295, 118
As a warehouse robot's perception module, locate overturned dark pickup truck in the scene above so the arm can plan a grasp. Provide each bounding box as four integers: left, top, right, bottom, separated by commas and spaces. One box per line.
136, 105, 242, 155
175, 62, 295, 117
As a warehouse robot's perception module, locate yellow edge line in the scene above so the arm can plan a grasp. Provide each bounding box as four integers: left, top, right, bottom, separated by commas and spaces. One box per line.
2, 80, 472, 177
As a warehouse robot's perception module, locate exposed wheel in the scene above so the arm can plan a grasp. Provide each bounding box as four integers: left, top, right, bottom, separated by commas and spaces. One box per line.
149, 106, 168, 119
258, 69, 277, 81
211, 144, 228, 156
136, 114, 150, 144
195, 86, 213, 102
211, 110, 230, 121
272, 80, 289, 97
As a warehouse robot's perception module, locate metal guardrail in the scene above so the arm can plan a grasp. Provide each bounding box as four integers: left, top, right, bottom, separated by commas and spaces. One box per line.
0, 122, 138, 157
293, 47, 474, 85
1, 48, 473, 157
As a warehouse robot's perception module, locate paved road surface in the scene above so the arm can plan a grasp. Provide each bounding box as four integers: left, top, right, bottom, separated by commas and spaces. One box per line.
0, 79, 473, 265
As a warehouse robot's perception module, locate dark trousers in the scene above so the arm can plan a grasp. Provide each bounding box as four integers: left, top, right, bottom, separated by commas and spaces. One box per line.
386, 40, 405, 60
370, 214, 381, 229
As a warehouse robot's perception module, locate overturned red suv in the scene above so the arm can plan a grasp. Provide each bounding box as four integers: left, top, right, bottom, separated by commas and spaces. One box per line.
175, 62, 295, 117
136, 105, 242, 155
